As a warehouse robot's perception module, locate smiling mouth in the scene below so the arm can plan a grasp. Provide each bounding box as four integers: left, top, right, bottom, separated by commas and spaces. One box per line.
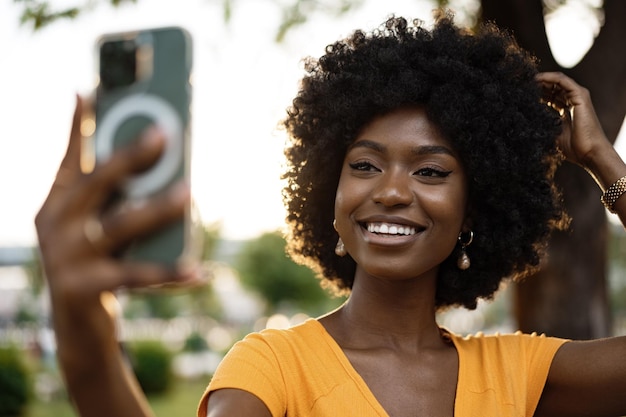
364, 222, 419, 236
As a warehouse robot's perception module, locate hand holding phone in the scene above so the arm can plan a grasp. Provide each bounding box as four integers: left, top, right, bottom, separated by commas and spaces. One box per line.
85, 26, 200, 266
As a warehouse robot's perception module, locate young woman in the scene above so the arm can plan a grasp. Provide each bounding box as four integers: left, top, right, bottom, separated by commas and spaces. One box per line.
36, 13, 626, 417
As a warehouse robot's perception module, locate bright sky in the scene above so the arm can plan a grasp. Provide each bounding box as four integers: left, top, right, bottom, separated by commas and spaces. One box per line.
0, 0, 622, 247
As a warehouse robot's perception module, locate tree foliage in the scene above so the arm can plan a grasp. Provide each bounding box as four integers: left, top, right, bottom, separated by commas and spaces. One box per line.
0, 346, 32, 416
13, 0, 363, 41
127, 340, 173, 395
14, 0, 111, 30
236, 231, 340, 315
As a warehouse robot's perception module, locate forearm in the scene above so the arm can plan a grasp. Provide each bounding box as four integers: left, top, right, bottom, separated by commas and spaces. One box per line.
37, 97, 190, 417
52, 292, 154, 417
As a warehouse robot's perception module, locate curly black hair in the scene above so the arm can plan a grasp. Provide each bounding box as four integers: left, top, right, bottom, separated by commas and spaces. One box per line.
281, 12, 567, 310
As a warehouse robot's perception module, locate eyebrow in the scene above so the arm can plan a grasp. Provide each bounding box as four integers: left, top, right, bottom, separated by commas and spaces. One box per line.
349, 139, 455, 157
413, 145, 455, 157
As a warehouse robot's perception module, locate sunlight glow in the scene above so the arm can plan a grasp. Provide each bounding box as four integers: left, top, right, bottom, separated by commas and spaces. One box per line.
1, 0, 624, 246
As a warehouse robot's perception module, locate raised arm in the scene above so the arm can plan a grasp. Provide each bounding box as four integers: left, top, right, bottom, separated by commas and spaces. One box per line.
536, 72, 626, 221
534, 72, 626, 417
35, 97, 199, 417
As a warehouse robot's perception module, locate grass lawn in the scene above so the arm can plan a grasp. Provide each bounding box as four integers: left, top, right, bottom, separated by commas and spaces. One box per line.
26, 378, 210, 417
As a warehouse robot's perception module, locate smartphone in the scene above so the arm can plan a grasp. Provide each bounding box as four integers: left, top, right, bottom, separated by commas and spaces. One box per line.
87, 26, 200, 266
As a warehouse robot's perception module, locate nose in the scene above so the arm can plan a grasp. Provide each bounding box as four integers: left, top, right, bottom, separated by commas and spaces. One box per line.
372, 168, 413, 207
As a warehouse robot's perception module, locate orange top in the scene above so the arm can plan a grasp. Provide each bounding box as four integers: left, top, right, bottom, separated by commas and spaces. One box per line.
197, 319, 566, 417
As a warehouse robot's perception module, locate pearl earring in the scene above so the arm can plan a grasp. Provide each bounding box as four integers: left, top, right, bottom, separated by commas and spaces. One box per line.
457, 231, 474, 270
333, 219, 346, 256
335, 237, 347, 257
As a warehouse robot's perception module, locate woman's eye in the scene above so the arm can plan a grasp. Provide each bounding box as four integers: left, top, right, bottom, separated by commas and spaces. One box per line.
349, 161, 379, 172
415, 167, 452, 178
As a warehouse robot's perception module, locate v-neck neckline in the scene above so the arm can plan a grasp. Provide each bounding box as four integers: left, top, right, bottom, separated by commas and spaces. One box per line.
309, 318, 461, 417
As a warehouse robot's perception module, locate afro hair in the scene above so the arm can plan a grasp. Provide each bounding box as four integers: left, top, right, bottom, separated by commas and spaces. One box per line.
281, 12, 567, 310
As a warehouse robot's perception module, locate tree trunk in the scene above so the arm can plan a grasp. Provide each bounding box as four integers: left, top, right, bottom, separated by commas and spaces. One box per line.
480, 0, 626, 339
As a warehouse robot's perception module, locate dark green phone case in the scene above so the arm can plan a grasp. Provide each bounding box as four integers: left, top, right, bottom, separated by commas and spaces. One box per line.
95, 27, 197, 266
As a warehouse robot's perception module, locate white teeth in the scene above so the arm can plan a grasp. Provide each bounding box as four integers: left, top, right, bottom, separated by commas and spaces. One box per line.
366, 222, 416, 236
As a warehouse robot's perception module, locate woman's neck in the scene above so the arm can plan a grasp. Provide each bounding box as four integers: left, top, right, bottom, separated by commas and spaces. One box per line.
320, 269, 444, 353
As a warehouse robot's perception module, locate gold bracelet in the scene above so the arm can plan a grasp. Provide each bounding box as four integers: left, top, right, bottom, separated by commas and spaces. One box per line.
601, 175, 626, 213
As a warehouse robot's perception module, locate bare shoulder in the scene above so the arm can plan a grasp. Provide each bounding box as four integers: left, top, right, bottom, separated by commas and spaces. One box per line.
206, 388, 272, 417
536, 336, 626, 417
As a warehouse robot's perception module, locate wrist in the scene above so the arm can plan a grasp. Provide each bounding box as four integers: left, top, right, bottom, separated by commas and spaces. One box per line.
580, 140, 624, 190
52, 293, 120, 365
581, 141, 626, 214
601, 176, 626, 213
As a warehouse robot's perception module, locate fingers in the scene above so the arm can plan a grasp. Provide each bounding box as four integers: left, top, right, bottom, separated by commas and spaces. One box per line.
41, 181, 196, 299
536, 72, 592, 109
42, 176, 189, 263
72, 128, 183, 254
62, 96, 85, 174
56, 260, 202, 298
54, 95, 89, 189
95, 181, 190, 253
37, 114, 171, 244
536, 73, 572, 118
536, 71, 582, 91
48, 262, 203, 306
70, 126, 167, 214
37, 97, 85, 229
36, 102, 194, 299
536, 72, 609, 168
536, 72, 601, 127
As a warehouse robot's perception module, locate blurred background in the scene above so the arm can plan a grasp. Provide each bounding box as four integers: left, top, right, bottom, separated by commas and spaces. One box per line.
1, 0, 626, 415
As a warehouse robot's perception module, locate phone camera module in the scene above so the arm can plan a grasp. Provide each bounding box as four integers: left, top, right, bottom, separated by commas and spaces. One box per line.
100, 39, 137, 91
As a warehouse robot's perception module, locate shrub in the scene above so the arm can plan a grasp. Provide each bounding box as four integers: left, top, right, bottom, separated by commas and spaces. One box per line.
127, 340, 173, 395
182, 332, 208, 353
0, 346, 32, 416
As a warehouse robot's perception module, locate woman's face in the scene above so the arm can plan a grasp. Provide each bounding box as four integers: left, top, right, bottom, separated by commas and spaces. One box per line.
334, 107, 469, 282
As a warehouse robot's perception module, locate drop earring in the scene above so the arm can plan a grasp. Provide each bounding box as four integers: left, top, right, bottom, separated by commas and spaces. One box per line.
333, 219, 347, 257
457, 230, 474, 270
335, 237, 347, 257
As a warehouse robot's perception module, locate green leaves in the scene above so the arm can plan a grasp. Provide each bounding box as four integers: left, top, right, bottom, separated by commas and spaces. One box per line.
16, 0, 80, 30
236, 231, 338, 315
14, 0, 364, 42
14, 0, 136, 30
